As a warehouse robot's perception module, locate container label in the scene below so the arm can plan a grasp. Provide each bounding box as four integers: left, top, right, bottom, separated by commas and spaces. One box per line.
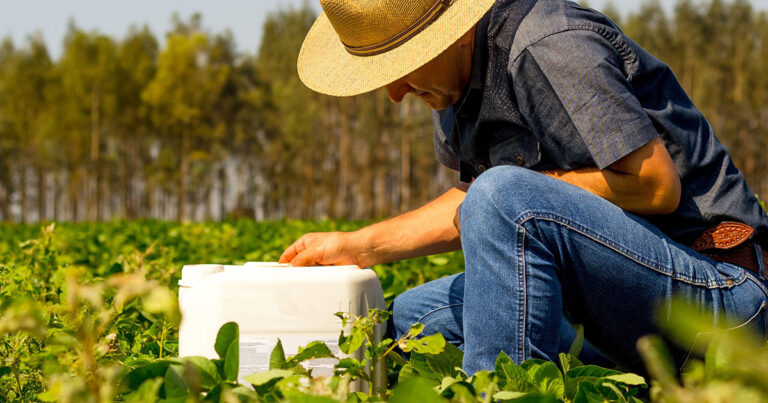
239, 337, 342, 381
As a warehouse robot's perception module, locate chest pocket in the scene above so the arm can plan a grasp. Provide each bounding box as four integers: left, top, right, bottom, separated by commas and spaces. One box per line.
488, 132, 541, 169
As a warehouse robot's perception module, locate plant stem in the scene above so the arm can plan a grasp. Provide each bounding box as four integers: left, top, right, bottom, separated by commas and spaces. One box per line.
159, 323, 166, 359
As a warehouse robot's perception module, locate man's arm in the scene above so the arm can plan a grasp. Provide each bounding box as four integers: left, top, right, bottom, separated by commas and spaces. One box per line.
543, 138, 681, 215
279, 184, 468, 267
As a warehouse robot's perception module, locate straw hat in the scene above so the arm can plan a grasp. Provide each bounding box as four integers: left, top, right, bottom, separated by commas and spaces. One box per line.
298, 0, 497, 97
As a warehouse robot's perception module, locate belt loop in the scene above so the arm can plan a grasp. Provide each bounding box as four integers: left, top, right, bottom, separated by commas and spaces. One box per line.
755, 242, 767, 282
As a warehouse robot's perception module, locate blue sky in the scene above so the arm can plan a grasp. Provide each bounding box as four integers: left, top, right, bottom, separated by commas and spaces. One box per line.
2, 0, 768, 59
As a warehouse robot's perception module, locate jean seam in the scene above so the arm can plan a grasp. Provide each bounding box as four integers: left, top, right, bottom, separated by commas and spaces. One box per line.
416, 304, 463, 324
515, 212, 744, 289
519, 225, 528, 364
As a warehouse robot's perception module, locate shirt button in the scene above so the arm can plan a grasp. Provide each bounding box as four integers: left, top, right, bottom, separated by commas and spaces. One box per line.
726, 279, 734, 286
478, 164, 487, 173
515, 156, 525, 166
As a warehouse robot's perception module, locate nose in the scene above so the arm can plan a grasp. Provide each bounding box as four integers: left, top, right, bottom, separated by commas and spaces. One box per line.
385, 79, 411, 103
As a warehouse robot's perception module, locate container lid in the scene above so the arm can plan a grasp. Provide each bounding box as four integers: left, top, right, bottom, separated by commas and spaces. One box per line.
178, 264, 224, 287
244, 262, 292, 268
244, 262, 362, 271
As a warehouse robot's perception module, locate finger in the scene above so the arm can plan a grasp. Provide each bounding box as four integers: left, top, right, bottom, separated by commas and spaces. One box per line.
279, 238, 306, 263
291, 249, 320, 267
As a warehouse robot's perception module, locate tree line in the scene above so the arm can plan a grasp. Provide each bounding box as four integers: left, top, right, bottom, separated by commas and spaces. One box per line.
0, 0, 766, 223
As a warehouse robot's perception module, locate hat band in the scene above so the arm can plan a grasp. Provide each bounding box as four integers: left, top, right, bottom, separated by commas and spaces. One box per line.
342, 0, 450, 56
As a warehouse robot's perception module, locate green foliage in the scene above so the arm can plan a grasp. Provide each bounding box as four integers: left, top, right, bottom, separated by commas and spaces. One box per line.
637, 299, 768, 402
2, 222, 768, 402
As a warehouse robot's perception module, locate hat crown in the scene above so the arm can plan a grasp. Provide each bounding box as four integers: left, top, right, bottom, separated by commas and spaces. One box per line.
321, 0, 447, 48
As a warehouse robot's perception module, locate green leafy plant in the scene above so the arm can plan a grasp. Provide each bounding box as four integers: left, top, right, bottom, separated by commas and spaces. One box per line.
2, 222, 768, 402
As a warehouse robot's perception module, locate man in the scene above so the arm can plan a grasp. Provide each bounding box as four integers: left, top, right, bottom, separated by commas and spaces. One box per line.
280, 0, 768, 374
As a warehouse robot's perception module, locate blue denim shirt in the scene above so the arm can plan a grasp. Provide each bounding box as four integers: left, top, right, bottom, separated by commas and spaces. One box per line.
434, 0, 768, 246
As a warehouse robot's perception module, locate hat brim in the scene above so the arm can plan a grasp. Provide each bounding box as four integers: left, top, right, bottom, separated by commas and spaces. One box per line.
298, 0, 496, 97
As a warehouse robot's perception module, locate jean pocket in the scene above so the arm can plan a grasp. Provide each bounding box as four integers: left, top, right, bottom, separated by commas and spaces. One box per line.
673, 259, 748, 288
680, 300, 767, 370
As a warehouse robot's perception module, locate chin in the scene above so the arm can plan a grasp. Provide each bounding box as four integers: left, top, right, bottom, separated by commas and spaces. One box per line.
415, 92, 452, 110
424, 99, 449, 111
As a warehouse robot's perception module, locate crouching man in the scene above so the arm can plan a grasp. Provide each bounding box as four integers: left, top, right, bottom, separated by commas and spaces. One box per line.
280, 0, 768, 374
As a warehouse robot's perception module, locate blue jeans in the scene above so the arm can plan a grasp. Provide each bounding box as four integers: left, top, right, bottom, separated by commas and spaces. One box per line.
390, 166, 768, 375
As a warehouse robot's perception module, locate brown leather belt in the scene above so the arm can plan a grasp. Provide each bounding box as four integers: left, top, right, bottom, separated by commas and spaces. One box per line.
690, 221, 766, 275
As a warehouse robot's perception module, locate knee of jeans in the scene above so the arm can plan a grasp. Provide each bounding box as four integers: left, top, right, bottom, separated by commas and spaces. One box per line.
391, 289, 422, 339
461, 166, 537, 229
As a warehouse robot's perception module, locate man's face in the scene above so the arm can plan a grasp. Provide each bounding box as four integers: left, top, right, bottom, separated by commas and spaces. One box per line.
384, 27, 475, 111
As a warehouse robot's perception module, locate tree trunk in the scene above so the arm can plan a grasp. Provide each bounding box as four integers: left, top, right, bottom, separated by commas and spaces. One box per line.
91, 91, 103, 221
37, 165, 46, 221
19, 163, 27, 224
177, 132, 188, 222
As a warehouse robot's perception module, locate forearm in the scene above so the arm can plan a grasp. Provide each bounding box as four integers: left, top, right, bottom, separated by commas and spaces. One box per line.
543, 166, 679, 215
354, 184, 468, 267
540, 138, 681, 215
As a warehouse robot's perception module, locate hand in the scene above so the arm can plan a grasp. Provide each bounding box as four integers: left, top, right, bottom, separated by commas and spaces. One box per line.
278, 232, 366, 267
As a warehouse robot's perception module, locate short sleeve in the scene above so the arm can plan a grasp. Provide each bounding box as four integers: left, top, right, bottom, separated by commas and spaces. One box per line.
432, 109, 460, 171
511, 29, 658, 169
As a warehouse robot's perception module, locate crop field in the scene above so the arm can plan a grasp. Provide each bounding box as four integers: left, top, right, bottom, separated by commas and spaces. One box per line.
1, 221, 767, 402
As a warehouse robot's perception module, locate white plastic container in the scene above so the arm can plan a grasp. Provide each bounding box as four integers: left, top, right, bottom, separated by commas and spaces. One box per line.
178, 262, 386, 387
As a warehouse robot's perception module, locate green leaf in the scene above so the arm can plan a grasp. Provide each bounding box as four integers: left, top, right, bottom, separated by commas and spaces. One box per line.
573, 381, 610, 403
566, 365, 622, 380
404, 333, 446, 355
389, 377, 445, 403
180, 356, 222, 389
425, 342, 464, 380
388, 350, 408, 367
569, 324, 585, 357
468, 370, 497, 398
495, 353, 535, 392
270, 339, 287, 369
0, 366, 11, 377
597, 381, 628, 403
442, 380, 476, 400
224, 338, 239, 381
281, 391, 339, 402
404, 352, 442, 385
438, 376, 461, 393
124, 360, 175, 390
202, 384, 223, 402
522, 360, 565, 398
494, 391, 527, 400
243, 369, 294, 386
124, 378, 163, 403
603, 373, 646, 386
37, 391, 58, 402
559, 352, 583, 374
287, 341, 335, 365
564, 365, 623, 398
335, 357, 368, 381
338, 327, 366, 355
494, 391, 559, 403
226, 385, 261, 402
214, 322, 239, 360
397, 360, 420, 384
164, 364, 190, 398
408, 322, 425, 338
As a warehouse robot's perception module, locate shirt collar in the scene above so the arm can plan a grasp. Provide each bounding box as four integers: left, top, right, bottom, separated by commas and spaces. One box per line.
468, 12, 490, 91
